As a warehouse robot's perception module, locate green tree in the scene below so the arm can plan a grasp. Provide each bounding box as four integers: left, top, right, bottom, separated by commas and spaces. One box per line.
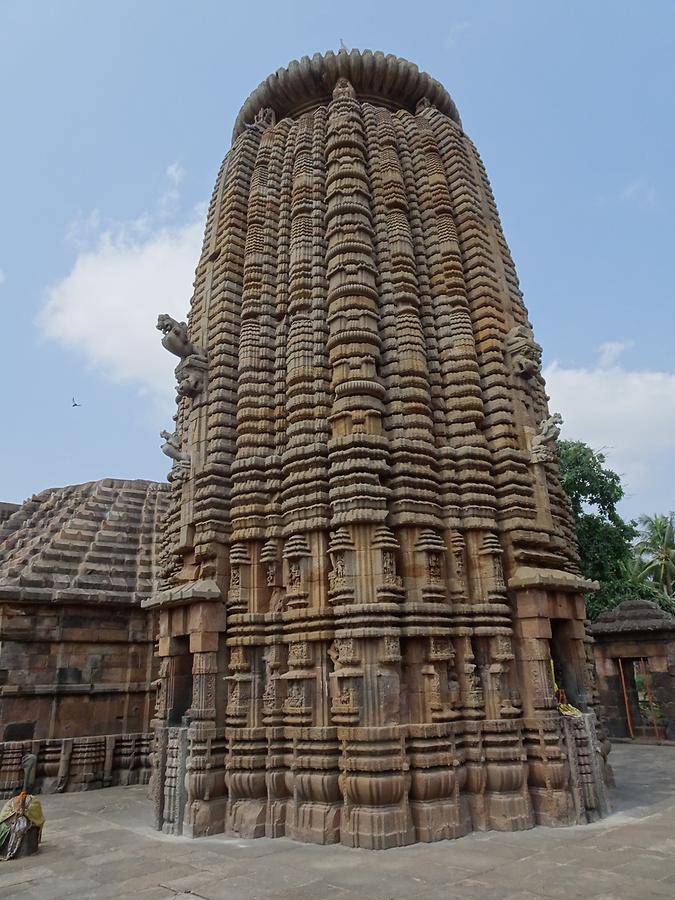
556, 440, 657, 619
635, 513, 675, 602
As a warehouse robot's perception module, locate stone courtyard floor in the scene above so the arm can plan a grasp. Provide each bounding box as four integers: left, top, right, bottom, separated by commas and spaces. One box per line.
1, 743, 674, 900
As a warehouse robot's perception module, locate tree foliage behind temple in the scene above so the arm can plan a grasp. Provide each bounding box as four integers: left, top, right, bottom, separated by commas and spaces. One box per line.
556, 440, 669, 619
635, 513, 675, 608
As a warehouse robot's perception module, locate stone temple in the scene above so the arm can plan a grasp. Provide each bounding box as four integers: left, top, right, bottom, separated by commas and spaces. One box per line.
147, 50, 609, 848
0, 479, 167, 795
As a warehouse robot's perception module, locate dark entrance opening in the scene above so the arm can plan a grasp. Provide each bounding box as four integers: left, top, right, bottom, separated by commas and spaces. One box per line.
617, 657, 664, 740
167, 636, 193, 726
549, 618, 581, 707
4, 721, 36, 741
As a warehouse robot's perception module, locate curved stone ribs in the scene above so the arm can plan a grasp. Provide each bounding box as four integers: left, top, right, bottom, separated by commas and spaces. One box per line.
152, 55, 603, 847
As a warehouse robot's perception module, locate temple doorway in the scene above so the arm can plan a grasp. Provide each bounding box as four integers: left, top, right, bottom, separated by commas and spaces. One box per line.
617, 657, 664, 740
549, 618, 582, 707
167, 637, 193, 727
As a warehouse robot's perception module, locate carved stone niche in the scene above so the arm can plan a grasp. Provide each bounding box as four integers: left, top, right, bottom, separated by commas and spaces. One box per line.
381, 634, 402, 665
281, 641, 317, 723
279, 675, 314, 726
261, 538, 283, 612
372, 526, 404, 602
504, 324, 542, 380
478, 533, 507, 596
282, 534, 310, 610
491, 634, 521, 719
261, 643, 285, 726
227, 543, 250, 613
423, 637, 462, 722
327, 527, 355, 605
415, 529, 447, 603
449, 531, 468, 598
328, 639, 362, 726
224, 645, 252, 727
458, 636, 485, 719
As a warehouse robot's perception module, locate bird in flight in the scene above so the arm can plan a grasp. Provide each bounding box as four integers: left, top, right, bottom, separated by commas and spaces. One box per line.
72, 397, 82, 407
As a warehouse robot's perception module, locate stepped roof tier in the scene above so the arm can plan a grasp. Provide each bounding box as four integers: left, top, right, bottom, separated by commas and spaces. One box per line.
0, 502, 19, 526
0, 479, 169, 746
0, 479, 169, 606
592, 598, 675, 635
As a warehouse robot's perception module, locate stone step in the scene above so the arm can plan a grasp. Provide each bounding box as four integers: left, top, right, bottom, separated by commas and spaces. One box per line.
72, 574, 135, 590
85, 550, 138, 564
30, 558, 78, 575
101, 530, 141, 541
56, 528, 97, 543
41, 547, 83, 563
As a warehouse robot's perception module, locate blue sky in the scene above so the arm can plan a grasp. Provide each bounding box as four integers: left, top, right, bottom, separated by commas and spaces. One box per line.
1, 0, 674, 519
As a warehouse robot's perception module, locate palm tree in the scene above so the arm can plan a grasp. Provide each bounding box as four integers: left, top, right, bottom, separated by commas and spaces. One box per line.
635, 513, 675, 598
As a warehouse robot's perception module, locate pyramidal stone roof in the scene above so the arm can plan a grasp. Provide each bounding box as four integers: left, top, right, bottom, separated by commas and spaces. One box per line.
232, 48, 462, 140
0, 479, 169, 606
0, 502, 20, 524
591, 598, 675, 635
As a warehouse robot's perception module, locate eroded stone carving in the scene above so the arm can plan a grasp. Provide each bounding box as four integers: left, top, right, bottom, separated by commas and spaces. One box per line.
156, 314, 207, 398
531, 413, 563, 463
416, 96, 434, 113
505, 324, 542, 378
157, 315, 202, 359
160, 430, 190, 481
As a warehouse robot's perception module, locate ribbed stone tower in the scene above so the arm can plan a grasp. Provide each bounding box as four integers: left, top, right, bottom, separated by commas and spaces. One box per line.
147, 50, 607, 847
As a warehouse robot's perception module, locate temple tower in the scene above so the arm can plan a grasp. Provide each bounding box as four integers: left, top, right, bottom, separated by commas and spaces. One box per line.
147, 49, 607, 846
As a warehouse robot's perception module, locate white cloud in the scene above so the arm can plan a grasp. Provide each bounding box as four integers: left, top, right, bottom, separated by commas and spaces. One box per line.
159, 161, 185, 217
38, 179, 674, 521
65, 209, 103, 248
621, 176, 657, 209
165, 162, 184, 185
39, 169, 204, 407
445, 21, 470, 47
545, 345, 675, 518
597, 340, 633, 368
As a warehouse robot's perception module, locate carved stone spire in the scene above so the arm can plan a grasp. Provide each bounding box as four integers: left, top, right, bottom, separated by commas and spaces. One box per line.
148, 48, 607, 849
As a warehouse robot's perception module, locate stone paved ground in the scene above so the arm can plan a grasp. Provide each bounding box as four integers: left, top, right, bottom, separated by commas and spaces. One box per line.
1, 744, 674, 900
